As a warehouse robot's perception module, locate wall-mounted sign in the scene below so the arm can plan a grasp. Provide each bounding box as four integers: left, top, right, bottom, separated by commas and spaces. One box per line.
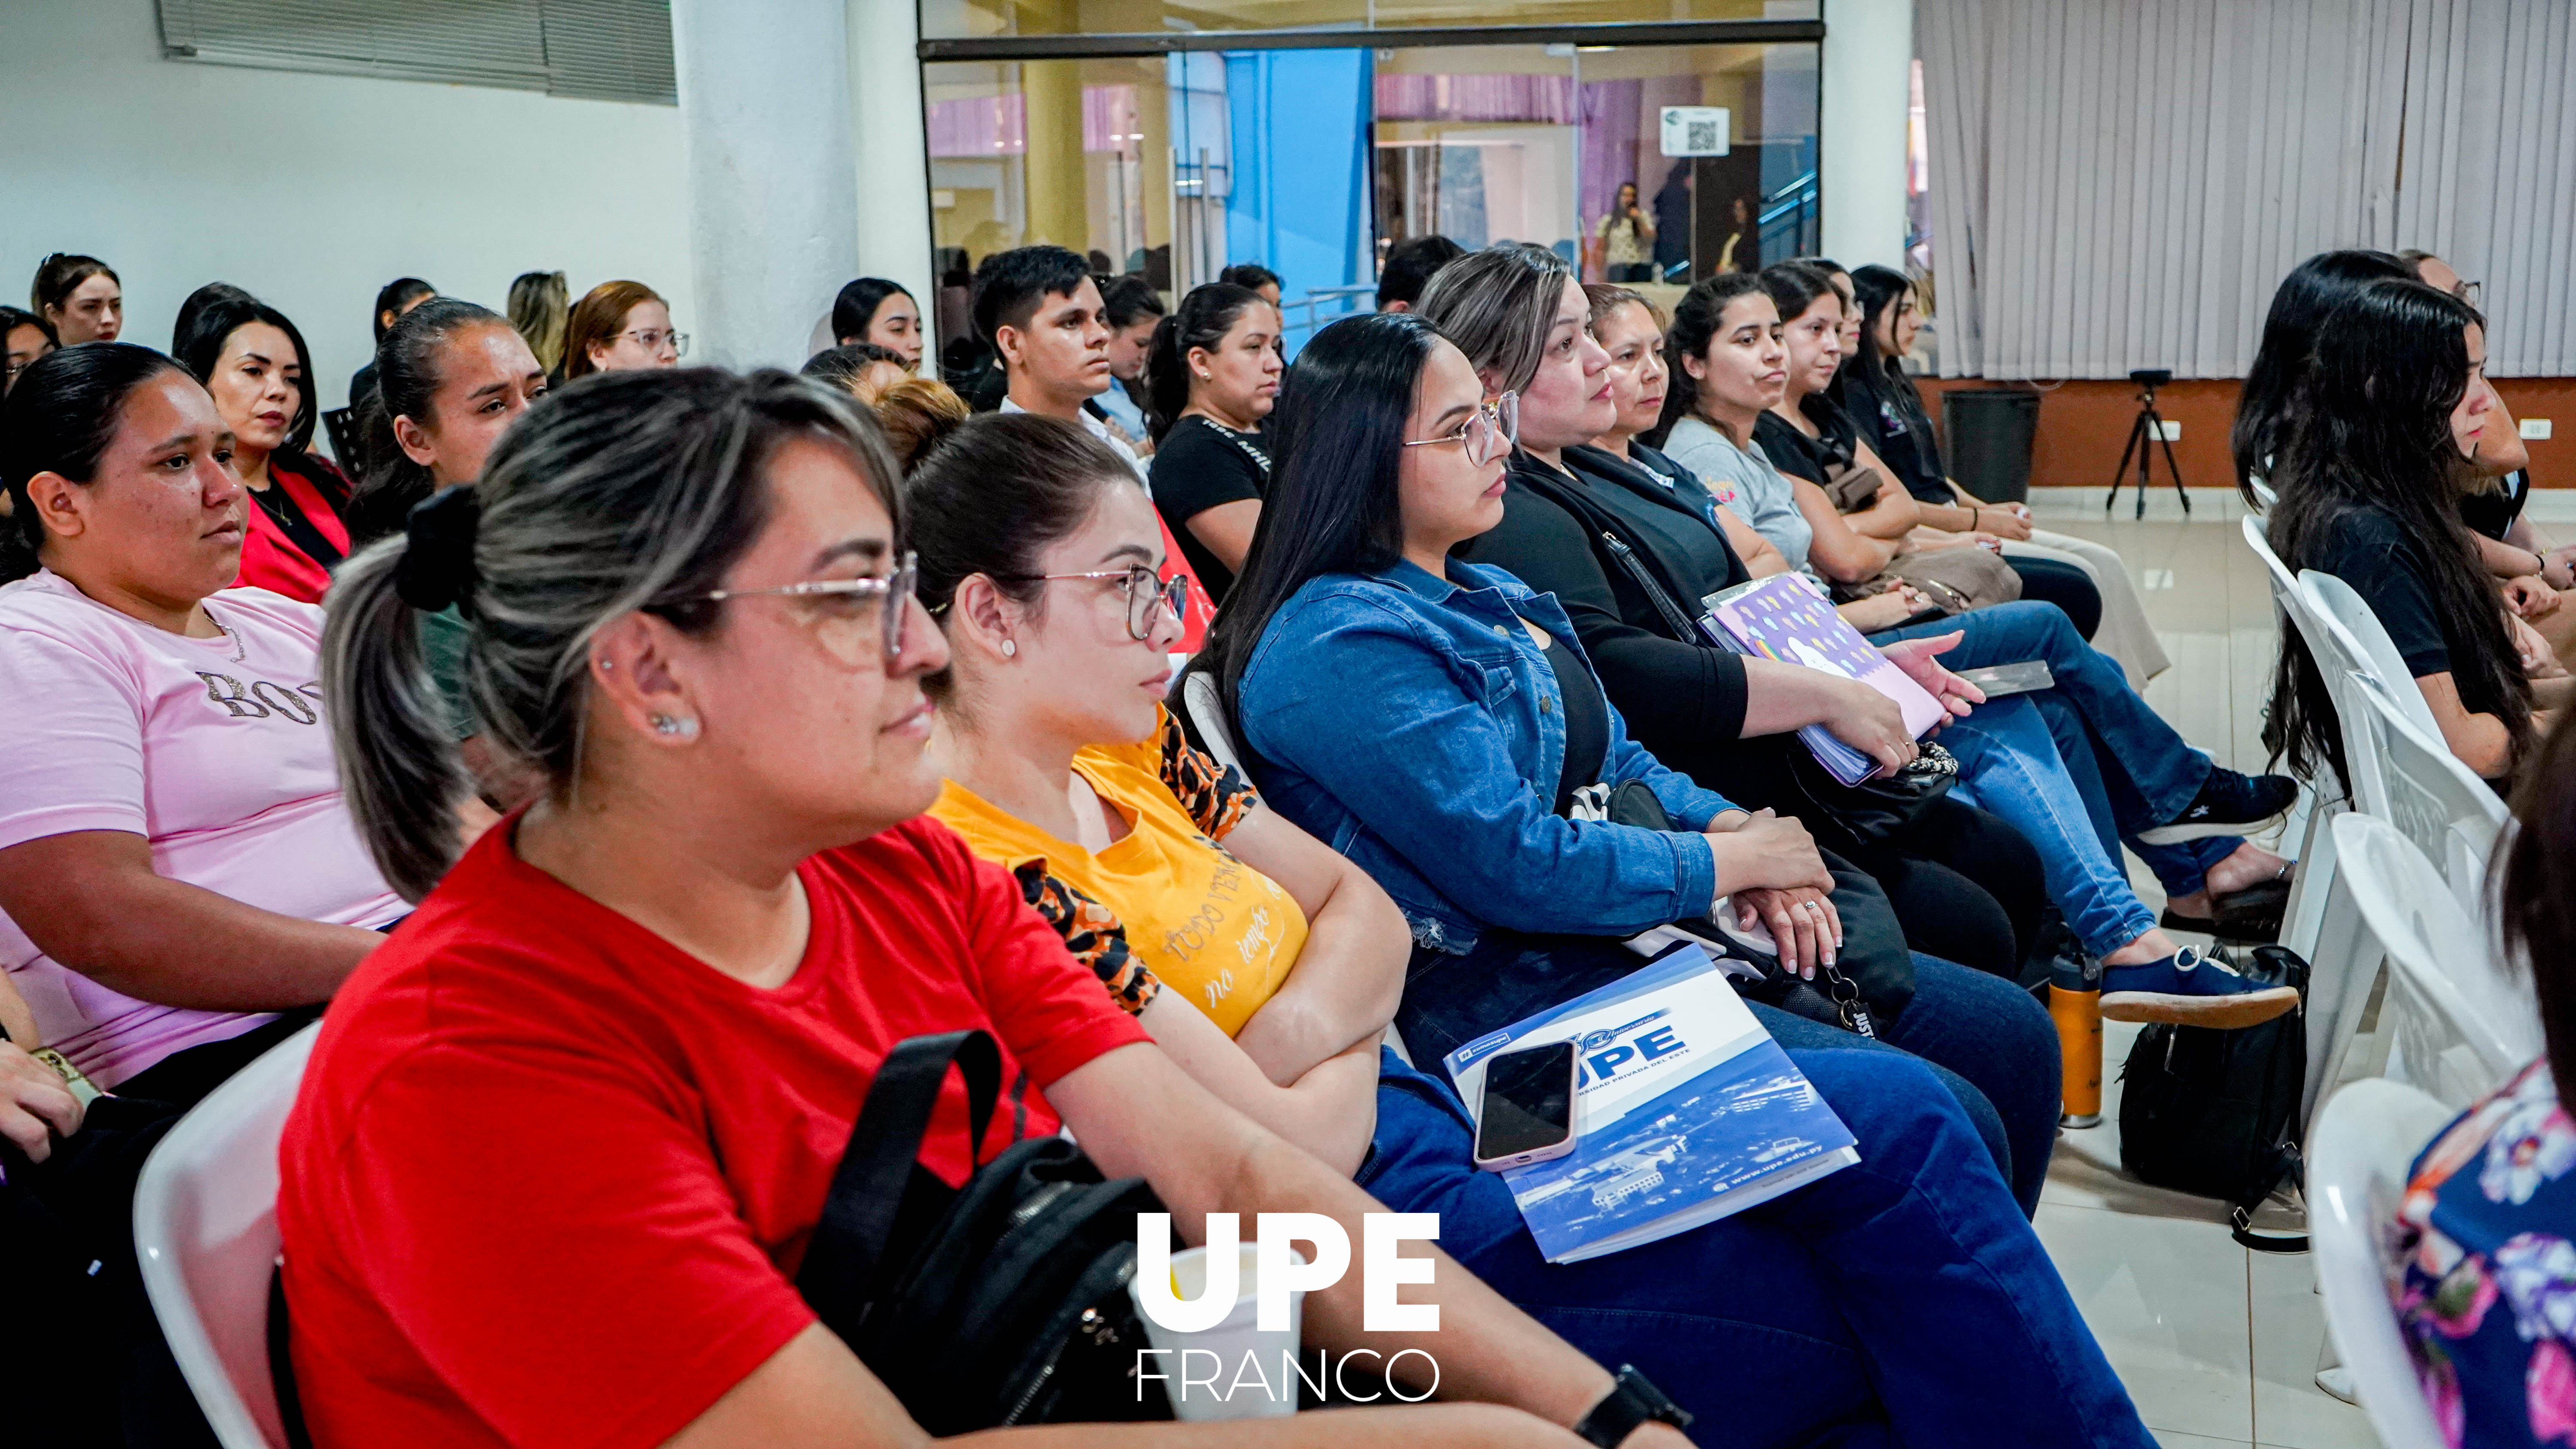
1659, 106, 1731, 158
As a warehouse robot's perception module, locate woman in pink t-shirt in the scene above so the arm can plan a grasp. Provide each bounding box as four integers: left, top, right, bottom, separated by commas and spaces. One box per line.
0, 344, 405, 1103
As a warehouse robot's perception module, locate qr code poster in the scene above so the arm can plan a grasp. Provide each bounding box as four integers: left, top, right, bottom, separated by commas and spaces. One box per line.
1659, 106, 1731, 158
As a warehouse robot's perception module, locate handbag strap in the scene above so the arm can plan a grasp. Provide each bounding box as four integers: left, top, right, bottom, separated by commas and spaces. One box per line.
799, 1030, 1004, 1334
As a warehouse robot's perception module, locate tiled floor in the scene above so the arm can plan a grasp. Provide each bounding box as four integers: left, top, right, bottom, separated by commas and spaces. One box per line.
2023, 488, 2383, 1449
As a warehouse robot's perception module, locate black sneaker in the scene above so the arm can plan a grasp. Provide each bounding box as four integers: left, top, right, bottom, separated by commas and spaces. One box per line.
2136, 769, 2297, 844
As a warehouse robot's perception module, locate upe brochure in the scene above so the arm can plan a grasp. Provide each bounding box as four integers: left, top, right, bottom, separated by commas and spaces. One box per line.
1697, 573, 1946, 786
1442, 947, 1859, 1264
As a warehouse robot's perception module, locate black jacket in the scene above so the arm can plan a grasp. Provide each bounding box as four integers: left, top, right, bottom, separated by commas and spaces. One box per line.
1458, 443, 1824, 811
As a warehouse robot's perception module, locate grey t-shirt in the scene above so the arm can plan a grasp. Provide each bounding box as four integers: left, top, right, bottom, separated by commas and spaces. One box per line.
1660, 415, 1814, 571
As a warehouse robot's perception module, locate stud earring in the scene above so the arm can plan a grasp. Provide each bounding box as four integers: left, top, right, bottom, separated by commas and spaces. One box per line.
1001, 639, 1017, 657
650, 713, 698, 738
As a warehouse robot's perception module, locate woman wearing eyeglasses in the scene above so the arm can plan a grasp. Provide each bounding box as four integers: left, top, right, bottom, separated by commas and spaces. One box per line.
564, 280, 685, 378
903, 398, 2151, 1447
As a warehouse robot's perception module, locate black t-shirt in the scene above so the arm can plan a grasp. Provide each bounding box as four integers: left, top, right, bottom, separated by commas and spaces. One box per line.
2297, 504, 2467, 691
1149, 416, 1270, 602
1536, 629, 1612, 810
1844, 363, 1951, 504
1753, 410, 1831, 487
2460, 470, 2530, 543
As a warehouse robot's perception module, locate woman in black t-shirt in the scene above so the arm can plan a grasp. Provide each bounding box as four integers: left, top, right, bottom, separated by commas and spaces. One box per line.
2267, 279, 2553, 785
1144, 283, 1282, 601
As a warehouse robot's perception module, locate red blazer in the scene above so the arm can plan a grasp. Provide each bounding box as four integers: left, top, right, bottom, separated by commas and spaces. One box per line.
233, 454, 354, 603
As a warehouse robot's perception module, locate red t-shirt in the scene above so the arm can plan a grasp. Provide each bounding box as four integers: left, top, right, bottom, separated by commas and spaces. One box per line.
276, 816, 1151, 1449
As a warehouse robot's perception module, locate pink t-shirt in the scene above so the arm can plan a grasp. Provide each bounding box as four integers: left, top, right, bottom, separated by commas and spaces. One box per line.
0, 570, 406, 1088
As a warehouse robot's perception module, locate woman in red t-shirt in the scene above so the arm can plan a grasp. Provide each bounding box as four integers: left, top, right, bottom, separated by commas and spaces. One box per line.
288, 367, 1683, 1449
176, 293, 354, 603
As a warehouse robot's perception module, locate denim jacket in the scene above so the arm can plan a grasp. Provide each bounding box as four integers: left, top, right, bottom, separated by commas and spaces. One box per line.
1237, 558, 1738, 954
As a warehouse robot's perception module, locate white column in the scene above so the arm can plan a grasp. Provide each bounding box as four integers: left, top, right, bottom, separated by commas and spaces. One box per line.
671, 0, 858, 370
847, 0, 936, 313
1819, 0, 1914, 273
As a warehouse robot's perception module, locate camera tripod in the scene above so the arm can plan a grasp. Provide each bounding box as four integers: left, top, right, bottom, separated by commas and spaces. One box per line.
2105, 368, 2188, 519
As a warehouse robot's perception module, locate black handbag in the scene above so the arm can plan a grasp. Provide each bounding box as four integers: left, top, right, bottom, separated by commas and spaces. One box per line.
2117, 946, 2311, 1252
796, 1030, 1175, 1431
1786, 739, 1961, 845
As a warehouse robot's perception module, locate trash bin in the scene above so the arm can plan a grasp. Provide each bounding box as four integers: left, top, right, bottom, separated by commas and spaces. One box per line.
1942, 386, 2042, 504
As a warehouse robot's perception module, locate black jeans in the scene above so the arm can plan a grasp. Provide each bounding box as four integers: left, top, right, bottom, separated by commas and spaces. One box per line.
1, 1008, 321, 1449
1808, 796, 2043, 980
2003, 555, 2103, 640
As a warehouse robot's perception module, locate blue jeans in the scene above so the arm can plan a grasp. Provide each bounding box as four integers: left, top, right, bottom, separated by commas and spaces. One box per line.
1936, 695, 2158, 958
1398, 934, 2061, 1218
1360, 1048, 2153, 1448
1874, 600, 2243, 898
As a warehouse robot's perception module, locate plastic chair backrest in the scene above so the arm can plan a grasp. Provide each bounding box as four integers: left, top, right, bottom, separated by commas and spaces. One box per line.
1179, 670, 1247, 778
132, 1023, 322, 1449
2299, 569, 2444, 739
2349, 670, 2509, 905
2329, 813, 2539, 1106
2242, 514, 2301, 621
2310, 1076, 2463, 1449
2247, 477, 2279, 514
2330, 670, 2395, 823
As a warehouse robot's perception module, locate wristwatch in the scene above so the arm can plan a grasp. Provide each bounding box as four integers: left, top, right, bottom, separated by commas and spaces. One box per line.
1572, 1365, 1693, 1447
0, 1019, 100, 1107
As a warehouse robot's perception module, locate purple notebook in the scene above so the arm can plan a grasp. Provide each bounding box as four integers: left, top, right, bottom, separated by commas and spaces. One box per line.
1698, 576, 1944, 785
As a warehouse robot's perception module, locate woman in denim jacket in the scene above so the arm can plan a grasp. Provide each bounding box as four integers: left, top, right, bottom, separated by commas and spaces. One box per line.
1198, 310, 2082, 1221
908, 400, 2156, 1447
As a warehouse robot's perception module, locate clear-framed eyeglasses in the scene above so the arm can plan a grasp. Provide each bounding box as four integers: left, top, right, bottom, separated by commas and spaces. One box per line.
683, 551, 918, 660
1403, 391, 1519, 467
1002, 563, 1193, 641
623, 328, 690, 357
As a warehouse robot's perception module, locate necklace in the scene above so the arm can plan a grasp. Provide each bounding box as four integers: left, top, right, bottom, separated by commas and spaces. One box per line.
205, 605, 248, 663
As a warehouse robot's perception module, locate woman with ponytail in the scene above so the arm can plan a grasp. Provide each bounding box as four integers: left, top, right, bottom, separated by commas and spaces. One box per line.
283, 365, 1708, 1449
1144, 281, 1281, 599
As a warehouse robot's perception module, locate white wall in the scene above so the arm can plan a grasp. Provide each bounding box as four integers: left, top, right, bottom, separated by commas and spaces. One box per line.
1819, 0, 1912, 273
0, 1, 695, 414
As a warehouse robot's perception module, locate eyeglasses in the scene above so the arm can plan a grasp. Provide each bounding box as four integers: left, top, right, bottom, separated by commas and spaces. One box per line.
2454, 279, 2484, 309
683, 551, 918, 660
623, 328, 690, 357
1403, 391, 1519, 467
1001, 564, 1193, 641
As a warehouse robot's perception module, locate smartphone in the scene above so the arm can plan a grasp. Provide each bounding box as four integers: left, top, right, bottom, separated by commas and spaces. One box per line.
1954, 660, 2056, 697
1472, 1040, 1580, 1171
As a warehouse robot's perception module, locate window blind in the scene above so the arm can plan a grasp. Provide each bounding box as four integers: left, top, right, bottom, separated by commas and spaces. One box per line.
158, 0, 675, 106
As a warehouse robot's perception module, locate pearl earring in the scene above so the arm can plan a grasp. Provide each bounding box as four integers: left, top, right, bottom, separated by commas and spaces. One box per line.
1001, 639, 1017, 658
650, 713, 698, 738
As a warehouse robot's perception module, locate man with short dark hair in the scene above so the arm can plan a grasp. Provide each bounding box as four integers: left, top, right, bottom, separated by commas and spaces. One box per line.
968, 245, 1212, 647
1376, 235, 1465, 312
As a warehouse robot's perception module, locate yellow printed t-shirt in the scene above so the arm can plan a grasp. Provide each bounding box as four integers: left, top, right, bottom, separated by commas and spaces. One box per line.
932, 734, 1305, 1037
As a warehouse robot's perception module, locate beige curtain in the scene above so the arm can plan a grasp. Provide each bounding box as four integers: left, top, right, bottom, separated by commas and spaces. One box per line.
1917, 0, 2566, 379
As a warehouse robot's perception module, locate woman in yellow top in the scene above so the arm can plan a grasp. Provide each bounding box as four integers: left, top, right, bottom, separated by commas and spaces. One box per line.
899, 405, 2160, 1446
920, 409, 1406, 1176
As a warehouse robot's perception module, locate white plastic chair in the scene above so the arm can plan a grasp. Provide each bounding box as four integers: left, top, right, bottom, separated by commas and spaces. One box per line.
2242, 515, 2344, 958
2299, 569, 2443, 739
2309, 1076, 2463, 1449
133, 1023, 322, 1449
2349, 670, 2509, 910
2248, 478, 2279, 515
2306, 815, 2538, 1140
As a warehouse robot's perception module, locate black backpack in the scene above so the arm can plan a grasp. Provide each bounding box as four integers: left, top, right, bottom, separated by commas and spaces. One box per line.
2116, 946, 2310, 1252
796, 1029, 1175, 1431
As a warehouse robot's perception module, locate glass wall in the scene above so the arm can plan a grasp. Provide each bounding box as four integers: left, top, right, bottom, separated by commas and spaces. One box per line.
919, 0, 1814, 41
918, 6, 1821, 360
